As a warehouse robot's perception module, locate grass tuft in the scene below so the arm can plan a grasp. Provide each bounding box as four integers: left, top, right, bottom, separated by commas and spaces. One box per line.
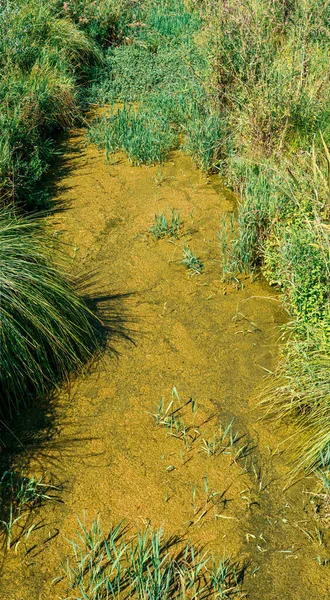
0, 206, 99, 417
149, 209, 181, 239
0, 470, 60, 550
181, 243, 204, 275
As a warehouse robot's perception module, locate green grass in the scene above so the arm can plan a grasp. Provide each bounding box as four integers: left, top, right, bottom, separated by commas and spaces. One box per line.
0, 0, 107, 208
0, 470, 60, 550
57, 515, 243, 599
201, 421, 240, 458
0, 206, 100, 417
217, 147, 330, 473
50, 0, 129, 46
181, 243, 204, 275
261, 322, 330, 474
87, 0, 222, 172
208, 0, 330, 473
88, 106, 178, 165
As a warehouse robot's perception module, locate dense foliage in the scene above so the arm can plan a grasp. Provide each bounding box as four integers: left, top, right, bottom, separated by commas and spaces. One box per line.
87, 0, 222, 170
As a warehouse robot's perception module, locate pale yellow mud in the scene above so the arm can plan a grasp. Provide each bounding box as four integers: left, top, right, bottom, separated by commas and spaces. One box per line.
1, 131, 329, 599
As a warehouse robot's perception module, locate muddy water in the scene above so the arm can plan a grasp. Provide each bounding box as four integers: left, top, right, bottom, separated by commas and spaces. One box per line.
1, 131, 329, 599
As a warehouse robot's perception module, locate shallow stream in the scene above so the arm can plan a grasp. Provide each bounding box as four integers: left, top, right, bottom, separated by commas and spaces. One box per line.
1, 129, 329, 599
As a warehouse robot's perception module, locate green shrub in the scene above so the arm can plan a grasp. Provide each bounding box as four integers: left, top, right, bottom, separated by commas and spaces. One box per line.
0, 207, 98, 417
264, 224, 330, 322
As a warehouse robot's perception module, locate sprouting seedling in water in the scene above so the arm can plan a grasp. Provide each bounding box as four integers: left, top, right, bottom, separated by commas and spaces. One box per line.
201, 420, 240, 457
151, 388, 195, 448
181, 243, 204, 274
191, 397, 198, 414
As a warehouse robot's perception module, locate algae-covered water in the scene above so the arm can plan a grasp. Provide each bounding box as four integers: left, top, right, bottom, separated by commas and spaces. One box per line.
1, 130, 329, 599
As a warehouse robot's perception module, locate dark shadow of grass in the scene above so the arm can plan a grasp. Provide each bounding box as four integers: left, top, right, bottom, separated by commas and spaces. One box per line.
0, 283, 135, 553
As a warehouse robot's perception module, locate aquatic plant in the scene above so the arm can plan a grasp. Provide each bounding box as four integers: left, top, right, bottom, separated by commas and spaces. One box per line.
201, 420, 240, 458
88, 106, 177, 165
181, 243, 204, 275
57, 515, 243, 599
149, 209, 181, 239
0, 470, 60, 550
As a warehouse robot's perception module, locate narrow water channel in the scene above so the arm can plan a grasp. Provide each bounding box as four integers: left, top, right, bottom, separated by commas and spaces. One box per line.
1, 129, 328, 600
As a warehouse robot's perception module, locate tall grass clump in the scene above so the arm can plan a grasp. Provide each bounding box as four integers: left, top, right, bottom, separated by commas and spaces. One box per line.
262, 322, 330, 474
205, 0, 330, 472
58, 515, 242, 599
0, 206, 99, 417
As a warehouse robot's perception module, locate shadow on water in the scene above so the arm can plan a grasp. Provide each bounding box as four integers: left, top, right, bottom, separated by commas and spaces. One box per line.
0, 287, 136, 557
21, 130, 89, 215
0, 287, 135, 468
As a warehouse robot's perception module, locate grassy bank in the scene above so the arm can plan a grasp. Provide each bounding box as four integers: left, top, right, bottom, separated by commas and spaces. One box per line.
203, 0, 330, 474
0, 206, 101, 417
0, 0, 111, 209
0, 0, 144, 411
